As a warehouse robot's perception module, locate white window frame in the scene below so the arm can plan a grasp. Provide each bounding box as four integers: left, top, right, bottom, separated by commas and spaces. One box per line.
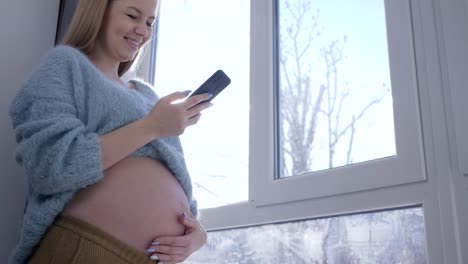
144, 0, 468, 263
250, 0, 426, 206
439, 0, 468, 176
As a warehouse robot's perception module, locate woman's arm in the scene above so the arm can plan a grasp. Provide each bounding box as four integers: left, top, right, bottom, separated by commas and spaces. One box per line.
11, 84, 210, 195
100, 117, 157, 171
100, 91, 213, 171
10, 46, 211, 195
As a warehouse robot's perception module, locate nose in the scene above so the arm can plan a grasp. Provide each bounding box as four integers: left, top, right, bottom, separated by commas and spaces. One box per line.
135, 23, 150, 38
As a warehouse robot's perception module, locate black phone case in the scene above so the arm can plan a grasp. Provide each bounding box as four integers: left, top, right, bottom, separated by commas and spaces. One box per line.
189, 70, 231, 104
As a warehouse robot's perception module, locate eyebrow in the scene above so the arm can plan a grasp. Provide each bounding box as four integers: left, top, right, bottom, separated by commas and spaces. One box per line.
127, 6, 156, 20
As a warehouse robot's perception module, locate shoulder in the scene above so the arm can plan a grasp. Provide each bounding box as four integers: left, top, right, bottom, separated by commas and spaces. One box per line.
23, 46, 75, 85
30, 45, 96, 83
46, 44, 87, 60
20, 45, 89, 83
14, 46, 89, 102
37, 45, 89, 69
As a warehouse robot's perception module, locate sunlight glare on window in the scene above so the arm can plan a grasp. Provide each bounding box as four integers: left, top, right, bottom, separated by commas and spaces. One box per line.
153, 0, 250, 209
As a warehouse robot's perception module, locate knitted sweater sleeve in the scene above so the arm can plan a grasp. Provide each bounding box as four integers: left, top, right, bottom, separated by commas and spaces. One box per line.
9, 47, 104, 195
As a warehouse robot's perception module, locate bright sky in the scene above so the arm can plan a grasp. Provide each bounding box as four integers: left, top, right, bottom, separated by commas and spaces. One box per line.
153, 0, 394, 209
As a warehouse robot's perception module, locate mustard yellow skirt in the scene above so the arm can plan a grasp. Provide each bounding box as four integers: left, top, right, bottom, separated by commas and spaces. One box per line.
29, 215, 156, 264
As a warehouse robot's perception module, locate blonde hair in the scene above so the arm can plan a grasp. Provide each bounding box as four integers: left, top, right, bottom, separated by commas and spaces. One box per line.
62, 0, 150, 77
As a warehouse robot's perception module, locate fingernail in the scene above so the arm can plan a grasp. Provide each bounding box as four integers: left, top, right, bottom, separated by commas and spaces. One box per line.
150, 255, 159, 260
147, 248, 156, 253
151, 241, 160, 246
183, 212, 187, 218
207, 93, 213, 98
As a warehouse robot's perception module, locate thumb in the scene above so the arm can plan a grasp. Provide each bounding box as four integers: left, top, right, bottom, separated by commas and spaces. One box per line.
163, 90, 192, 103
178, 212, 198, 228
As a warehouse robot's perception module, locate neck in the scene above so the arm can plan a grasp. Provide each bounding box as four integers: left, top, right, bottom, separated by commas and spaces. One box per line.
88, 47, 122, 83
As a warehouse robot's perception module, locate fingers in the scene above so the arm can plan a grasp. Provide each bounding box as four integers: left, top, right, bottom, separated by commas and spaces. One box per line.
147, 239, 189, 263
187, 102, 213, 118
162, 91, 211, 109
186, 113, 201, 127
147, 220, 207, 263
148, 245, 187, 263
152, 235, 190, 247
163, 91, 212, 118
162, 90, 192, 104
183, 93, 213, 109
149, 252, 186, 263
149, 244, 186, 256
178, 212, 199, 228
151, 91, 212, 137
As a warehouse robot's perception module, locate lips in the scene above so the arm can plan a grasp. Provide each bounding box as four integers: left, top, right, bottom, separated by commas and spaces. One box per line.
124, 37, 141, 50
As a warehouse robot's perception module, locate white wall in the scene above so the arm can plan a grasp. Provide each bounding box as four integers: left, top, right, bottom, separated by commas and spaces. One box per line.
0, 0, 60, 262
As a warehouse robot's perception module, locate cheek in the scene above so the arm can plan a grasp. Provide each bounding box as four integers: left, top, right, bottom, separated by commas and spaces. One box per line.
113, 20, 131, 38
143, 32, 153, 45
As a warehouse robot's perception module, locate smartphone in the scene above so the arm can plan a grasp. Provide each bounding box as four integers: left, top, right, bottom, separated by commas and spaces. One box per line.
188, 70, 231, 105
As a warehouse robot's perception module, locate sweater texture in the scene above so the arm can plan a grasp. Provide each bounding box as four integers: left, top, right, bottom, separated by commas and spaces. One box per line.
8, 45, 198, 264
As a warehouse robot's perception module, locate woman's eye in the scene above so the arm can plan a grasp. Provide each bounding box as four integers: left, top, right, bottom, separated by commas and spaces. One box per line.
127, 14, 136, 19
146, 22, 153, 28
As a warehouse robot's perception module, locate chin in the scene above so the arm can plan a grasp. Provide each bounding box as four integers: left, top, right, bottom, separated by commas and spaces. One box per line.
118, 46, 139, 61
119, 52, 137, 62
129, 50, 140, 60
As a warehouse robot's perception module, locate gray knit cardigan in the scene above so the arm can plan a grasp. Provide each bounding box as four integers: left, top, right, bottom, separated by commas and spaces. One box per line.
8, 45, 198, 264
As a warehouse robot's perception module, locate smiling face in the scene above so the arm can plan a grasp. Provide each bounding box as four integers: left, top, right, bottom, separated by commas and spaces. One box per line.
95, 0, 158, 63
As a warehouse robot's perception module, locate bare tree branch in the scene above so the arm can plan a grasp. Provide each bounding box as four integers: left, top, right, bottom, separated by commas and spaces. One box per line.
346, 116, 356, 164
333, 96, 384, 145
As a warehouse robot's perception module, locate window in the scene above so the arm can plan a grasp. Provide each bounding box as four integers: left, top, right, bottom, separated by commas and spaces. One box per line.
187, 207, 427, 264
148, 0, 467, 263
251, 0, 426, 206
277, 0, 395, 176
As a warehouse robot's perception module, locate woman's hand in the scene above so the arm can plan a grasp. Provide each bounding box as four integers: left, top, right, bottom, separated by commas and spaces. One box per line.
147, 213, 208, 263
143, 91, 213, 139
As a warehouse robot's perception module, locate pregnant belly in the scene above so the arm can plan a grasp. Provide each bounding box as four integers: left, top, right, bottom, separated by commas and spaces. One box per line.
62, 156, 191, 252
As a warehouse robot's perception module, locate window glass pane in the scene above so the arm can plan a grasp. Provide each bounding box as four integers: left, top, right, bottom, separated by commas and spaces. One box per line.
278, 0, 396, 177
153, 0, 250, 209
187, 207, 427, 263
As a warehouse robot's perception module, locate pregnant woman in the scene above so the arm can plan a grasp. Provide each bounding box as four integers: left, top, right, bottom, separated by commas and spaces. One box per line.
8, 0, 208, 263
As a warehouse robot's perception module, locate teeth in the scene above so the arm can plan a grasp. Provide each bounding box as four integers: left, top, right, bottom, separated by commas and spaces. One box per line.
126, 37, 140, 46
